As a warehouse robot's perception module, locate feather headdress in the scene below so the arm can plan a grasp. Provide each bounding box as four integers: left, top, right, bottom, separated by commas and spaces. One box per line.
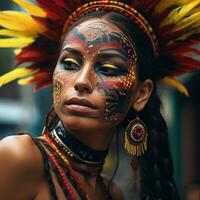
0, 0, 200, 94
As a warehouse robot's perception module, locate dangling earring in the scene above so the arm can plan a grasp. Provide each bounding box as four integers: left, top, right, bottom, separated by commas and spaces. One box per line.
124, 114, 148, 157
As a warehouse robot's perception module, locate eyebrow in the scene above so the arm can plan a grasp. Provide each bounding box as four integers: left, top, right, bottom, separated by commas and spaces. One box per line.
62, 47, 128, 63
62, 47, 83, 58
99, 48, 127, 63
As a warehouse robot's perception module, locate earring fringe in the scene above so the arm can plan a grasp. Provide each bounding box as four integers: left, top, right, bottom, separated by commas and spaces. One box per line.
124, 117, 148, 157
125, 132, 148, 156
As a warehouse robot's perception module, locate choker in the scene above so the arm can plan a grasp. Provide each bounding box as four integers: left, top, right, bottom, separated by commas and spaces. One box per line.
50, 122, 108, 166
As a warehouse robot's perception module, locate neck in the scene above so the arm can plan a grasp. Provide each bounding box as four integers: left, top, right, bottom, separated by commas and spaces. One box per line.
66, 126, 114, 151
49, 121, 113, 167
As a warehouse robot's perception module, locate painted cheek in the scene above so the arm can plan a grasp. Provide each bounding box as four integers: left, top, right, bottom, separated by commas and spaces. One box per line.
53, 68, 76, 106
53, 78, 64, 105
120, 63, 137, 90
97, 79, 125, 90
54, 66, 78, 85
96, 79, 132, 121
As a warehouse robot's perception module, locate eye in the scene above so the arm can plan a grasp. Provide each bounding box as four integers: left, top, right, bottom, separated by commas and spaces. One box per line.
97, 63, 127, 77
102, 64, 118, 69
61, 58, 80, 70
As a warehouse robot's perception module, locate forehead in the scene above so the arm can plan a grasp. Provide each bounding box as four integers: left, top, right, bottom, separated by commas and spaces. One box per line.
72, 18, 122, 36
62, 18, 129, 50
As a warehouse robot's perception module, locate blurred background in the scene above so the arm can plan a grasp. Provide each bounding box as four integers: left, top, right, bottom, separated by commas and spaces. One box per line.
0, 1, 200, 200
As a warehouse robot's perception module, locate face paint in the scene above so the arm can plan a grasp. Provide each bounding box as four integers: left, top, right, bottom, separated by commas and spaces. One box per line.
67, 21, 137, 122
53, 78, 64, 105
65, 21, 135, 59
54, 19, 137, 127
97, 78, 133, 121
101, 58, 136, 121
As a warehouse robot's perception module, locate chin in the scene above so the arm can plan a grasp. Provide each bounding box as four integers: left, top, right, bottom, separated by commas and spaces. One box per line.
59, 114, 104, 132
55, 105, 123, 132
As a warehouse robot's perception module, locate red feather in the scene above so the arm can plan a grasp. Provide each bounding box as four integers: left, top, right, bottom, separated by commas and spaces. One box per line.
16, 49, 56, 65
168, 47, 200, 57
6, 0, 200, 90
130, 0, 159, 12
34, 17, 63, 41
167, 40, 196, 51
36, 0, 68, 21
35, 78, 52, 91
16, 38, 59, 66
172, 56, 200, 72
55, 0, 81, 12
29, 68, 54, 90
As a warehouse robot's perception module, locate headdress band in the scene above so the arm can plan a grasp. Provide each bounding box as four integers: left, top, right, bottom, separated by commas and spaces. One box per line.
63, 1, 158, 57
1, 0, 200, 96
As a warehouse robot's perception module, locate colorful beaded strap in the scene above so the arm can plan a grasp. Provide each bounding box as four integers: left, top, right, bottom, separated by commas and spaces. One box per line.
64, 1, 158, 57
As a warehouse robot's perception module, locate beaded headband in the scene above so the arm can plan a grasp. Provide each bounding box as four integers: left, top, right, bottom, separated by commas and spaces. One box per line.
0, 0, 200, 96
63, 1, 158, 57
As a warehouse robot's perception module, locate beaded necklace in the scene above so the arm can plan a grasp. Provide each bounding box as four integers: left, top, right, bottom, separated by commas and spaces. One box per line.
41, 135, 88, 200
51, 121, 108, 166
41, 125, 112, 200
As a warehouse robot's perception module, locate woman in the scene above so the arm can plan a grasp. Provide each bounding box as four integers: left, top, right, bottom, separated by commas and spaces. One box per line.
0, 0, 200, 199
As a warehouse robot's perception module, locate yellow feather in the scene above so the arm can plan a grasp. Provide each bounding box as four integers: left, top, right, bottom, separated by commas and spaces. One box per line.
0, 11, 46, 34
155, 0, 191, 14
0, 68, 35, 87
190, 6, 200, 15
172, 26, 200, 41
0, 29, 30, 37
14, 48, 22, 55
163, 76, 189, 97
174, 12, 200, 31
160, 0, 200, 27
12, 0, 47, 18
17, 76, 33, 85
0, 37, 34, 48
155, 0, 175, 14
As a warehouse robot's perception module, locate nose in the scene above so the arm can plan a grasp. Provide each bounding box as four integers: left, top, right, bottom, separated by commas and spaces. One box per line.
73, 65, 95, 93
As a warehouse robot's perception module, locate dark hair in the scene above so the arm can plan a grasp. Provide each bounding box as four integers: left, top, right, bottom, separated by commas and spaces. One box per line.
56, 10, 180, 200
104, 12, 179, 200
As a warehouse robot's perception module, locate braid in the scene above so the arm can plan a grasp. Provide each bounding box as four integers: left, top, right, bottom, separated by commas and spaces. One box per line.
45, 106, 59, 133
33, 138, 58, 200
51, 10, 180, 199
139, 89, 179, 200
40, 139, 89, 200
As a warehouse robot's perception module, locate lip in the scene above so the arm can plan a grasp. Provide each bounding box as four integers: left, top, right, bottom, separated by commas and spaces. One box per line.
65, 97, 97, 110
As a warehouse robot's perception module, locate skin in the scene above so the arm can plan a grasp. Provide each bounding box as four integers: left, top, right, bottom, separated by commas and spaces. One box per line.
0, 18, 153, 200
53, 18, 143, 150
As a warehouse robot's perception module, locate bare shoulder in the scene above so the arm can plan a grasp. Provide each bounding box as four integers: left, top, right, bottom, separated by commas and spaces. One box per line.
0, 134, 34, 153
0, 134, 44, 200
0, 134, 42, 170
103, 176, 124, 200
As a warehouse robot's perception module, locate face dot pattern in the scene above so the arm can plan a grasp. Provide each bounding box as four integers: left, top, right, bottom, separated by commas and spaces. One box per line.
120, 55, 137, 91
117, 35, 137, 91
53, 78, 64, 105
103, 35, 137, 122
56, 20, 138, 124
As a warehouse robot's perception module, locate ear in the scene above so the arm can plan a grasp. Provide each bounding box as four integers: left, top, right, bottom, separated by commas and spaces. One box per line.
132, 79, 153, 112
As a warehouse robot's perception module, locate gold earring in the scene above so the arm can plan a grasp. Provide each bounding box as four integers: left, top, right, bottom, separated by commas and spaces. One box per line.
124, 114, 148, 157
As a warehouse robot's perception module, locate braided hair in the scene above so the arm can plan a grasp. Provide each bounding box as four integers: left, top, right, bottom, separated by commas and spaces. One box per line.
103, 12, 180, 200
56, 9, 180, 199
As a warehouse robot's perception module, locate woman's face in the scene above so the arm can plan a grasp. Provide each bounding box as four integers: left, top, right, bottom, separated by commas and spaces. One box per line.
53, 18, 139, 132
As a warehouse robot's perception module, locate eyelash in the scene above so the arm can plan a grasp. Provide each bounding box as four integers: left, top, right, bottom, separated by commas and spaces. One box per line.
96, 63, 126, 77
60, 57, 127, 76
61, 58, 80, 70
